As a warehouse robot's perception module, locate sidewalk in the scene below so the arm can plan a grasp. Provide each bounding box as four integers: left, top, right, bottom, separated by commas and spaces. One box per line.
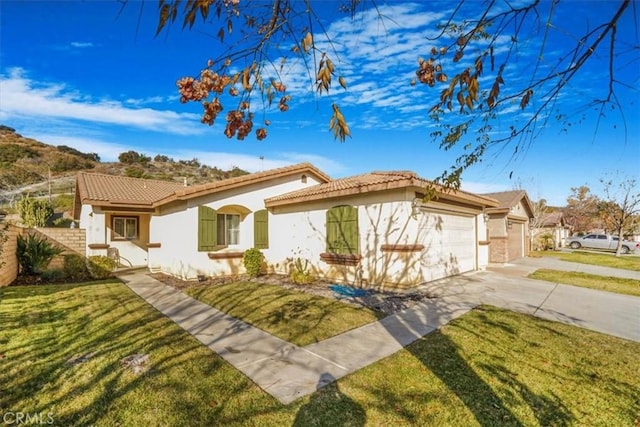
118, 271, 476, 404
118, 258, 640, 404
426, 258, 640, 342
490, 256, 640, 280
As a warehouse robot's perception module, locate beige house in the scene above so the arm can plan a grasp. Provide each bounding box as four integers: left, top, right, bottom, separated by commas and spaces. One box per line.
481, 190, 535, 263
532, 211, 572, 250
74, 163, 500, 290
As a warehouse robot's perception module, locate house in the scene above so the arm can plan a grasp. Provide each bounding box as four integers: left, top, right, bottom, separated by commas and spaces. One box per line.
74, 163, 500, 290
481, 190, 535, 263
532, 211, 572, 249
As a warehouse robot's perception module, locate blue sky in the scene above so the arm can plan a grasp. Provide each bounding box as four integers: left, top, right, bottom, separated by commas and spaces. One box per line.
1, 0, 638, 206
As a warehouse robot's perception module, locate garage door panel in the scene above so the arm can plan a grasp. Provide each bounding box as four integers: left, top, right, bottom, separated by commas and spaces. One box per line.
419, 212, 475, 282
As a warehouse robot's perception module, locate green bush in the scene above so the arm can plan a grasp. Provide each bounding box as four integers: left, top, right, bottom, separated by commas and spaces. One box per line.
51, 194, 74, 212
88, 255, 117, 279
64, 254, 89, 281
17, 196, 54, 227
52, 217, 74, 228
16, 233, 64, 275
289, 258, 314, 285
41, 268, 68, 283
243, 248, 264, 278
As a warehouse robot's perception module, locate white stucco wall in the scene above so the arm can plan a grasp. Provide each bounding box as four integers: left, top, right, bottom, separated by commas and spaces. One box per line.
150, 173, 324, 279
79, 205, 150, 266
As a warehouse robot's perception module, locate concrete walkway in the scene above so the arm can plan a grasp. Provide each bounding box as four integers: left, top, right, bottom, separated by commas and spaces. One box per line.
118, 258, 640, 404
119, 271, 477, 404
490, 256, 640, 280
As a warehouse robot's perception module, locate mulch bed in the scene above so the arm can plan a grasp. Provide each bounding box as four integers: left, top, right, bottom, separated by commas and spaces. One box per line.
149, 272, 434, 315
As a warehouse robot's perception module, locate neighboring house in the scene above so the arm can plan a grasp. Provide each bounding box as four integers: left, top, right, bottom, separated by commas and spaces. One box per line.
74, 163, 499, 290
481, 190, 535, 263
532, 211, 572, 249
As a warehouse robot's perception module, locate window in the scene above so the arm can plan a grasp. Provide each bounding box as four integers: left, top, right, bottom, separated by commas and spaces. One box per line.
217, 213, 240, 246
326, 205, 359, 254
112, 216, 138, 240
301, 174, 307, 183
198, 206, 244, 251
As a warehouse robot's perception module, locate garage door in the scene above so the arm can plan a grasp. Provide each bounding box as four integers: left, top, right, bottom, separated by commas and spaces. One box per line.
507, 221, 524, 261
418, 211, 476, 282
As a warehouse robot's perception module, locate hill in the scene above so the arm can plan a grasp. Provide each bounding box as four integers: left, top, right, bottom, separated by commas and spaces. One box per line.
0, 125, 249, 211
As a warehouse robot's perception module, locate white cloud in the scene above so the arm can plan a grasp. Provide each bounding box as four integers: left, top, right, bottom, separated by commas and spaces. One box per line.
69, 41, 94, 48
0, 68, 203, 135
26, 134, 134, 162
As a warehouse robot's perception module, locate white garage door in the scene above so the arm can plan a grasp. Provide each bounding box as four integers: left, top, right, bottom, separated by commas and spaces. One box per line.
418, 211, 476, 282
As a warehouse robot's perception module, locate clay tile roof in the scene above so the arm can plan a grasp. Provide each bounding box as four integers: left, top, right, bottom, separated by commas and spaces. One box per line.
76, 162, 331, 209
166, 162, 331, 202
540, 211, 564, 226
266, 170, 498, 207
76, 172, 185, 207
481, 190, 526, 208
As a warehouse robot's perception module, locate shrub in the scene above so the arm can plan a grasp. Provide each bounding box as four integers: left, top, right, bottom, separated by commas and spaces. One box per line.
51, 194, 74, 212
41, 268, 68, 283
289, 258, 314, 285
88, 255, 117, 279
63, 254, 89, 281
243, 248, 264, 278
17, 196, 54, 227
16, 233, 64, 275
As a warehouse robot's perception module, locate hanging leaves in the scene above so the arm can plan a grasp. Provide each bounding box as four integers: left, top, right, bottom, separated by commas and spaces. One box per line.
316, 55, 335, 94
329, 104, 350, 142
302, 32, 313, 54
520, 89, 533, 109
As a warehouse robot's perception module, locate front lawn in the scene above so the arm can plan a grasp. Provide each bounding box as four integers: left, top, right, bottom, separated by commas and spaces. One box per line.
528, 268, 640, 297
185, 281, 382, 346
1, 282, 639, 426
533, 250, 640, 271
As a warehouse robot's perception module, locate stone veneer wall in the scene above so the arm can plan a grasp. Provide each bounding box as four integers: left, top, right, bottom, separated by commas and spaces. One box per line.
489, 236, 508, 264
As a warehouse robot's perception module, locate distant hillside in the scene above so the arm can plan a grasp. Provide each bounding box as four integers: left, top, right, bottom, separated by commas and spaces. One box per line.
0, 125, 249, 196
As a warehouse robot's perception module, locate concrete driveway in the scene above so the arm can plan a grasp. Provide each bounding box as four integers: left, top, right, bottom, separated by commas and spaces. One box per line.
420, 257, 640, 342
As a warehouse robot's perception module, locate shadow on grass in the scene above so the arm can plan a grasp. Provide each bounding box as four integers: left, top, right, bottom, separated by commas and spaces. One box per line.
0, 281, 266, 426
293, 373, 365, 427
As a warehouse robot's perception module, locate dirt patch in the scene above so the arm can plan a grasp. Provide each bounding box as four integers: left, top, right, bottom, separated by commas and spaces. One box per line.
149, 272, 435, 316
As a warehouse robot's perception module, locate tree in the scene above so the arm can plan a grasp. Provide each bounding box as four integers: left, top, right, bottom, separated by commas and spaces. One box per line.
564, 186, 599, 235
118, 150, 151, 165
17, 196, 54, 228
598, 177, 640, 256
143, 0, 636, 189
528, 198, 550, 251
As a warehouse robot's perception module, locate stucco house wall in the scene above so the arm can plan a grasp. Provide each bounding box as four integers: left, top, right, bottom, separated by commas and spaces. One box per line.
150, 174, 324, 279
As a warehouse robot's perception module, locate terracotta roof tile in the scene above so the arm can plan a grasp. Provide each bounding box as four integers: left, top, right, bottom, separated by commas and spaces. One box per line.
166, 162, 331, 202
76, 162, 331, 209
76, 172, 185, 207
266, 171, 498, 207
481, 190, 526, 208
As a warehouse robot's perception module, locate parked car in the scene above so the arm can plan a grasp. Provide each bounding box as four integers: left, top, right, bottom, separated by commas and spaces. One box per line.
565, 234, 640, 254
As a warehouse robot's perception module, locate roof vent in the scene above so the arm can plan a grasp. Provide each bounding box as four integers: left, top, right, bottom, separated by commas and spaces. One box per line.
183, 177, 188, 187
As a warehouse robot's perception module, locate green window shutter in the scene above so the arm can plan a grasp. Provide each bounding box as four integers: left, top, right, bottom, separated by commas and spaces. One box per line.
198, 206, 217, 251
326, 205, 359, 254
254, 209, 269, 249
342, 206, 359, 254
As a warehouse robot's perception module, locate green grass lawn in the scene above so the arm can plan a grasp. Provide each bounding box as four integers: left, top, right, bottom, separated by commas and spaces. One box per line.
1, 282, 639, 426
185, 281, 382, 346
533, 250, 640, 271
529, 268, 640, 297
